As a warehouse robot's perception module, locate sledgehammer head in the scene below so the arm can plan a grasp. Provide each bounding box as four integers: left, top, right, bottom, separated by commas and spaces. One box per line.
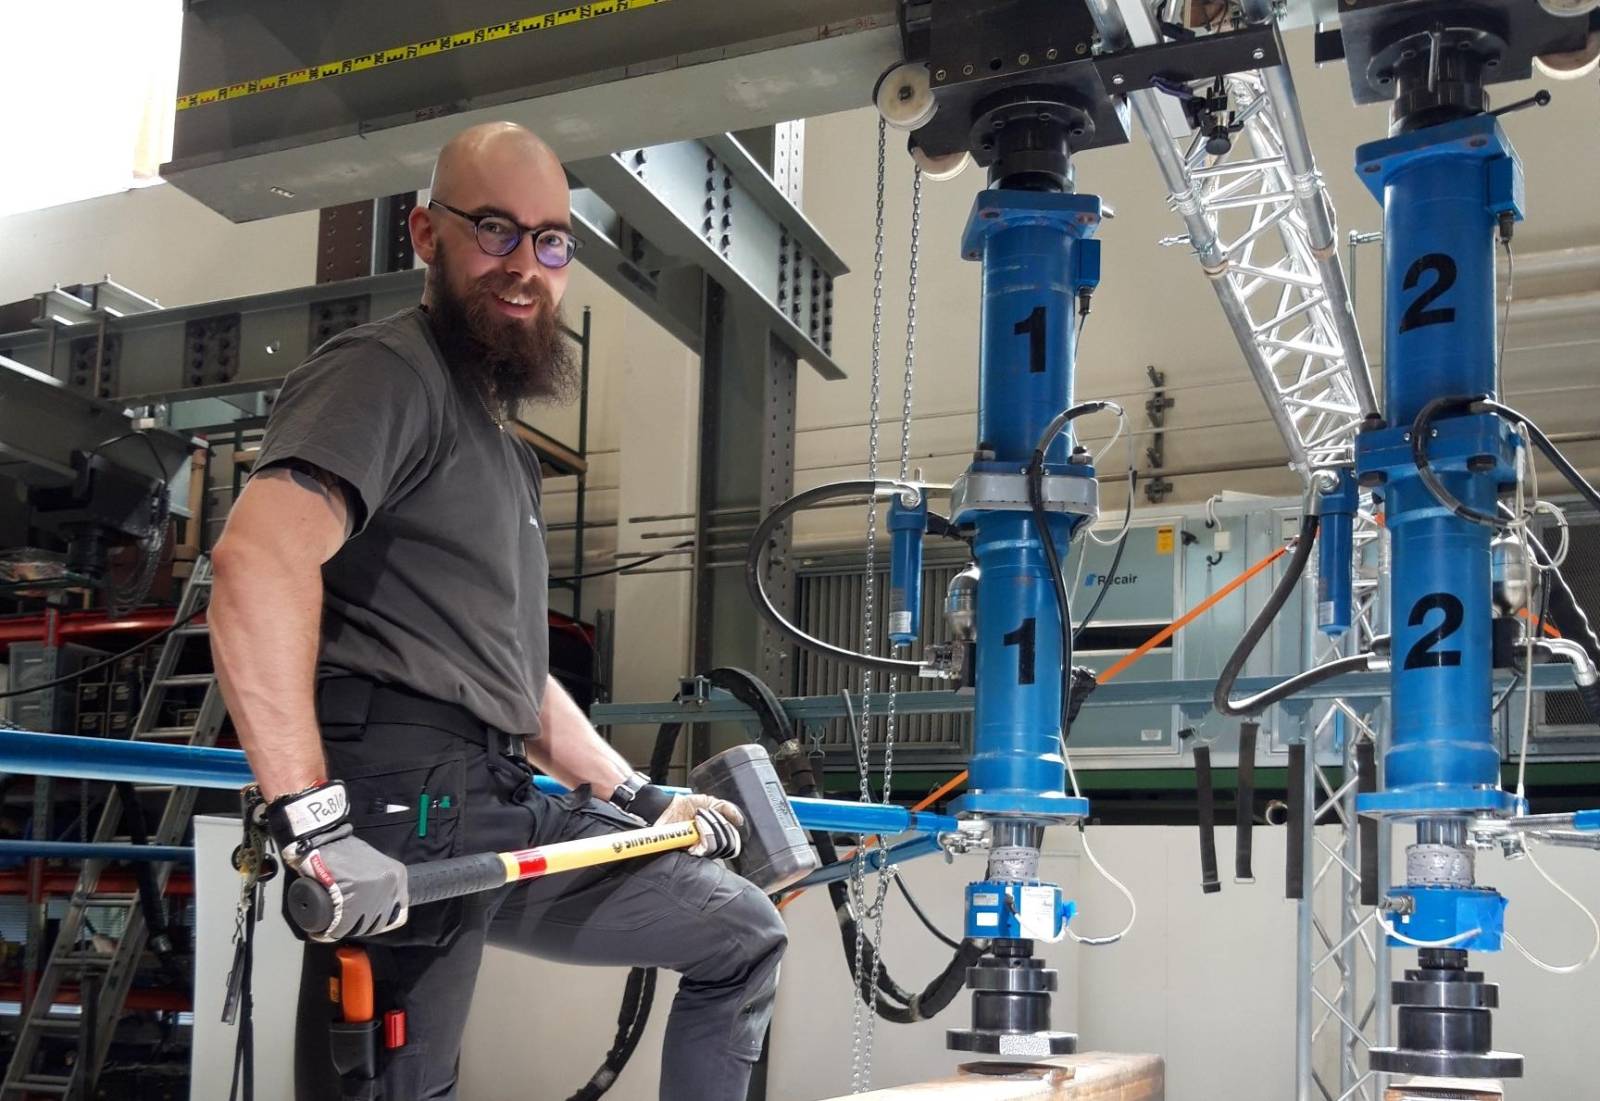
689, 744, 818, 893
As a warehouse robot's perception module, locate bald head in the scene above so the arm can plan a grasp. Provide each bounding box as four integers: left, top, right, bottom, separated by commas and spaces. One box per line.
411, 121, 573, 317
429, 121, 563, 202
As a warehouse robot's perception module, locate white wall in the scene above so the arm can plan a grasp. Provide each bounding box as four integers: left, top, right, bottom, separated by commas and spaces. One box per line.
193, 819, 1600, 1101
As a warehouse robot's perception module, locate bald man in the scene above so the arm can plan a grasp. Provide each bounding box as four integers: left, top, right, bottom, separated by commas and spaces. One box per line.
210, 122, 785, 1101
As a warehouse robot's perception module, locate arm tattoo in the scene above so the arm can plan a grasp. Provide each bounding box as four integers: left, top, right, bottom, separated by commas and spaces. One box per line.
257, 459, 356, 540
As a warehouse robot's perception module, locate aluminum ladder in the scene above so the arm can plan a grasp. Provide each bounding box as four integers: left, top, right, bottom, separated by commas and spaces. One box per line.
2, 555, 225, 1098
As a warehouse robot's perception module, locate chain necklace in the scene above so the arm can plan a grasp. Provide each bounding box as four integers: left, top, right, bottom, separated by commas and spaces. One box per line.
472, 385, 507, 433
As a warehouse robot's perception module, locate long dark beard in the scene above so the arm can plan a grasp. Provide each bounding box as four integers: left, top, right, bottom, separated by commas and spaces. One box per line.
424, 251, 580, 419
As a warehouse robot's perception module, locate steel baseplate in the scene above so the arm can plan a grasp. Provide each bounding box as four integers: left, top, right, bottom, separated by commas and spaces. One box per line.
950, 793, 1090, 820
1356, 788, 1525, 818
948, 1029, 1078, 1058
1370, 1048, 1523, 1080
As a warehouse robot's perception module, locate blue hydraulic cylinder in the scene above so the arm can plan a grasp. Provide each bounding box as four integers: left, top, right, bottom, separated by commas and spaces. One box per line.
1317, 469, 1358, 639
1353, 115, 1525, 816
951, 190, 1100, 822
887, 493, 928, 648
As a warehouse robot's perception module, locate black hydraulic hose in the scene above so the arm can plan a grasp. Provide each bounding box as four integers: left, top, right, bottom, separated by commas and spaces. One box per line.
1411, 396, 1600, 528
1216, 653, 1378, 718
1213, 513, 1320, 717
746, 480, 928, 678
1027, 401, 1115, 741
1409, 396, 1505, 528
568, 966, 657, 1101
1477, 399, 1600, 517
1073, 498, 1134, 646
895, 875, 962, 950
803, 788, 978, 1021
114, 782, 186, 989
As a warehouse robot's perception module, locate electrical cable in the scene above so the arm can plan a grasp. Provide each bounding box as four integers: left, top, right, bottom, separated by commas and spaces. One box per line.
548, 540, 695, 583
1212, 512, 1322, 717
1028, 401, 1117, 745
746, 479, 931, 678
1085, 407, 1135, 548
1516, 448, 1538, 799
1377, 915, 1483, 949
1063, 752, 1137, 946
1073, 479, 1136, 646
893, 875, 961, 950
0, 608, 202, 700
1503, 842, 1600, 975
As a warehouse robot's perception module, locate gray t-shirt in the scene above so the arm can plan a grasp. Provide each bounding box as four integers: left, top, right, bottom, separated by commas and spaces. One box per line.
254, 306, 550, 736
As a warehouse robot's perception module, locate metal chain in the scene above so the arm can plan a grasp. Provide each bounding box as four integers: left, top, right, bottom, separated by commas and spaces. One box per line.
898, 165, 923, 484
848, 115, 890, 1096
880, 163, 923, 812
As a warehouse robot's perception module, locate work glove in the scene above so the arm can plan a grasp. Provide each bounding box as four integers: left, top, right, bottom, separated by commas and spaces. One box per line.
262, 780, 409, 942
657, 793, 746, 860
282, 824, 410, 942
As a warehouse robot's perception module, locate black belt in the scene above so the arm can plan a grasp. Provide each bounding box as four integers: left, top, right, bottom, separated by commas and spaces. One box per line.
315, 675, 525, 757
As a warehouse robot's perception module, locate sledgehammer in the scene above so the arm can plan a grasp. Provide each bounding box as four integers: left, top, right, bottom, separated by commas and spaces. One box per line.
287, 743, 819, 937
287, 818, 706, 936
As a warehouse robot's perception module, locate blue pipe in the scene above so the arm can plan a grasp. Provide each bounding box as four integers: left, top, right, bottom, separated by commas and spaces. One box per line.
788, 833, 945, 889
0, 841, 192, 862
0, 730, 960, 837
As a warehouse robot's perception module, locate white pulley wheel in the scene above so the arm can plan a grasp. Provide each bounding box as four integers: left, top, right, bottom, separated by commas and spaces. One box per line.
875, 63, 938, 131
1534, 30, 1600, 80
911, 147, 971, 182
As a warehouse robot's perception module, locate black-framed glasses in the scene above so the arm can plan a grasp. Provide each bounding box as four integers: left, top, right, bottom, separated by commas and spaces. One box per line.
428, 199, 579, 269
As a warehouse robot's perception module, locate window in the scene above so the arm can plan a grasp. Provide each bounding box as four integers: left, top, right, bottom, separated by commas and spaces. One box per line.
0, 1, 182, 218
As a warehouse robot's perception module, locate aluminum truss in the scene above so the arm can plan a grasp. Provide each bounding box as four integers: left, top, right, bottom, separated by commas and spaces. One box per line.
1082, 3, 1386, 1097
1299, 505, 1390, 1101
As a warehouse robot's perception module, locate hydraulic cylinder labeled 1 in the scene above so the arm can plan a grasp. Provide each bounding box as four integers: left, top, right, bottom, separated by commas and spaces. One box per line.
951, 189, 1100, 821
1353, 114, 1524, 815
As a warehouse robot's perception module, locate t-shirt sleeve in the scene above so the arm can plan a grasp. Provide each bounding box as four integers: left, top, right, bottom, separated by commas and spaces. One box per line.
253, 340, 438, 536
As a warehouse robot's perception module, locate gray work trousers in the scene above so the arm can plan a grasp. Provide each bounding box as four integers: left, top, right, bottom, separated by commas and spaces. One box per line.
292, 693, 787, 1101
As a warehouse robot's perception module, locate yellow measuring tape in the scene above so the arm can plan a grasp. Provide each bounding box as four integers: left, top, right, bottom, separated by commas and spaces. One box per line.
175, 0, 670, 112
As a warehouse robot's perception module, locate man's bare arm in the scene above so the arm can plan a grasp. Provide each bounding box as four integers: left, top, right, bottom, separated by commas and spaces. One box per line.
209, 464, 351, 800
524, 677, 634, 798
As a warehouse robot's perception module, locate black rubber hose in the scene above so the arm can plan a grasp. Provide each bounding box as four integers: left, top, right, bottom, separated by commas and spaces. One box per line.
1213, 514, 1320, 717
1478, 399, 1600, 517
1218, 654, 1376, 718
1581, 683, 1600, 729
895, 875, 961, 950
746, 480, 927, 677
1410, 396, 1503, 528
1411, 395, 1600, 529
114, 781, 185, 989
567, 966, 657, 1101
1027, 401, 1115, 743
1073, 491, 1135, 646
806, 795, 973, 1020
